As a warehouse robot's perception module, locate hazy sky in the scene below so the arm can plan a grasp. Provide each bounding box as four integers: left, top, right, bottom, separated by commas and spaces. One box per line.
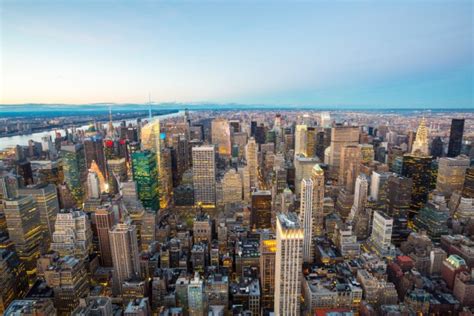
1, 1, 473, 108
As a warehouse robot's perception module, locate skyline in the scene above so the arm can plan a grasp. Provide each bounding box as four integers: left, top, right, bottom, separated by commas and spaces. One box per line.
1, 1, 473, 108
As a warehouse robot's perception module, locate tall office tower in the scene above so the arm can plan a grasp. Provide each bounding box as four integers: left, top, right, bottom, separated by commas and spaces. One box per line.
188, 273, 204, 316
192, 146, 216, 207
413, 193, 449, 241
385, 175, 413, 216
260, 232, 276, 309
294, 155, 319, 196
311, 164, 325, 236
338, 145, 362, 192
328, 125, 360, 178
94, 206, 115, 267
51, 210, 93, 259
84, 136, 107, 177
60, 144, 87, 205
462, 167, 474, 198
305, 127, 317, 157
370, 211, 394, 256
411, 117, 429, 156
109, 223, 141, 295
141, 210, 156, 251
294, 124, 308, 156
431, 137, 444, 158
211, 118, 232, 157
87, 170, 101, 199
107, 158, 128, 195
222, 169, 243, 204
44, 256, 89, 315
251, 190, 272, 229
131, 150, 159, 212
448, 119, 464, 157
17, 184, 59, 247
140, 119, 170, 209
370, 171, 392, 202
402, 154, 434, 215
0, 249, 29, 314
274, 212, 303, 316
255, 123, 267, 144
300, 178, 314, 262
3, 196, 42, 276
245, 137, 259, 189
348, 175, 368, 222
436, 156, 470, 198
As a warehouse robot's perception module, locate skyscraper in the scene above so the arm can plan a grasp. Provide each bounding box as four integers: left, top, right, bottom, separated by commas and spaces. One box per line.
311, 164, 325, 237
60, 144, 87, 205
107, 158, 128, 195
51, 209, 93, 259
436, 156, 470, 198
0, 249, 29, 314
402, 154, 434, 215
370, 211, 394, 256
192, 146, 216, 207
17, 184, 59, 249
131, 150, 159, 212
109, 223, 141, 295
222, 169, 243, 204
84, 136, 107, 177
260, 231, 276, 309
3, 196, 42, 276
94, 206, 115, 267
411, 117, 429, 156
245, 137, 258, 190
251, 190, 272, 230
338, 145, 362, 192
211, 118, 232, 157
348, 174, 368, 222
294, 124, 307, 156
274, 212, 303, 316
448, 118, 464, 158
328, 125, 360, 178
299, 178, 314, 262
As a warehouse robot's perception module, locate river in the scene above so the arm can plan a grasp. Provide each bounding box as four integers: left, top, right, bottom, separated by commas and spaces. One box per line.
0, 110, 184, 150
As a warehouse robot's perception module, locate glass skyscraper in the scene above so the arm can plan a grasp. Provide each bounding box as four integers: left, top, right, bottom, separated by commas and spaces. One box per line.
131, 150, 159, 212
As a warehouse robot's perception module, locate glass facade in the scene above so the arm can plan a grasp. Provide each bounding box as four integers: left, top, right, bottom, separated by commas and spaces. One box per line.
131, 151, 159, 212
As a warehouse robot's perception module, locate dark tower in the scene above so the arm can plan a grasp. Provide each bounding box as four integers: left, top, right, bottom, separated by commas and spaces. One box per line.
447, 119, 464, 157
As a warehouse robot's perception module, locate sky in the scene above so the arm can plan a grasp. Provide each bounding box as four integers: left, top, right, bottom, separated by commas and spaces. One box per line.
0, 1, 473, 109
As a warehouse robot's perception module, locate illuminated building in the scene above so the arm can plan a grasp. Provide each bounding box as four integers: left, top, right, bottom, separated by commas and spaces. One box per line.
0, 249, 29, 314
294, 154, 319, 196
60, 144, 87, 205
260, 232, 276, 309
328, 125, 360, 178
192, 146, 216, 207
250, 190, 272, 230
140, 210, 156, 252
211, 118, 232, 157
402, 153, 434, 215
448, 118, 464, 158
311, 164, 325, 236
462, 167, 474, 198
31, 159, 63, 185
436, 156, 470, 198
93, 206, 115, 267
131, 150, 159, 212
51, 209, 93, 259
17, 183, 59, 249
222, 168, 243, 204
44, 256, 89, 315
359, 144, 374, 164
370, 171, 391, 202
109, 223, 141, 295
245, 137, 258, 190
305, 126, 317, 157
300, 178, 314, 262
295, 124, 307, 156
338, 145, 362, 192
84, 136, 107, 177
369, 211, 395, 256
107, 158, 128, 195
411, 117, 429, 156
274, 212, 303, 316
3, 196, 42, 277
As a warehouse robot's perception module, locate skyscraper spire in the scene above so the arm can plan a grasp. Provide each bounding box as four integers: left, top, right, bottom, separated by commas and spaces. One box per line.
411, 117, 429, 156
